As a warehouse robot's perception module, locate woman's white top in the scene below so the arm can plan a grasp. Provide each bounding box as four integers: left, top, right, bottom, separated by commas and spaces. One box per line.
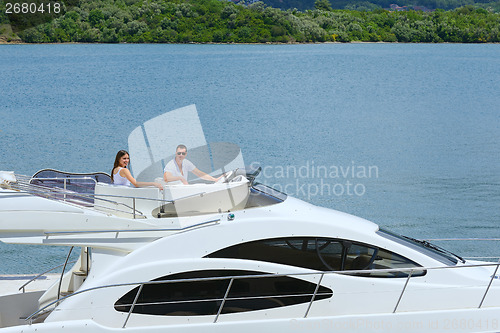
113, 167, 131, 186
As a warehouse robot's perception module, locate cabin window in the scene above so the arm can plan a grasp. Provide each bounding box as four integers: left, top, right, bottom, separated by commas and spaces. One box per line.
206, 237, 425, 278
362, 248, 426, 277
114, 270, 333, 316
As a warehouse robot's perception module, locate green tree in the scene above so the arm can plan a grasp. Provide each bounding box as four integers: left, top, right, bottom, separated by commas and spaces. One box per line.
11, 0, 500, 44
314, 0, 333, 11
88, 9, 105, 27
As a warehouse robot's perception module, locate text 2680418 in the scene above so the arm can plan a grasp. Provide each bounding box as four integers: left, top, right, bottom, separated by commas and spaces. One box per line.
5, 2, 61, 14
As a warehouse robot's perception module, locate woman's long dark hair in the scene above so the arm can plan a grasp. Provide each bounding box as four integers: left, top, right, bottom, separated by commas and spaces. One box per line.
111, 150, 129, 182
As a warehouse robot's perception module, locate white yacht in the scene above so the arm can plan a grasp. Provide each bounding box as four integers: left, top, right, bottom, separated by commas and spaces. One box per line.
0, 106, 499, 333
1, 167, 499, 333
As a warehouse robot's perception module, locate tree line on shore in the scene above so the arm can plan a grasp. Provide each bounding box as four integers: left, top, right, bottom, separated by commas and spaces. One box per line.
263, 0, 500, 12
1, 0, 499, 43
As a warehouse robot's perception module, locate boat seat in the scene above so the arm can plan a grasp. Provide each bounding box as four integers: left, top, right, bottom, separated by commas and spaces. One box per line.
346, 255, 373, 271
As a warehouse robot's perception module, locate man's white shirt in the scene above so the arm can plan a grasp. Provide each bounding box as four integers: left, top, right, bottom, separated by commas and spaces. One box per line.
163, 159, 196, 182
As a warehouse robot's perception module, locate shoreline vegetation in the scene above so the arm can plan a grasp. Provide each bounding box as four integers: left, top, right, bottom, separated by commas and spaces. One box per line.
1, 0, 499, 44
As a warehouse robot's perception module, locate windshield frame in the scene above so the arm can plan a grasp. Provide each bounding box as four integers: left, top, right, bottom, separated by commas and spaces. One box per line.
377, 228, 460, 266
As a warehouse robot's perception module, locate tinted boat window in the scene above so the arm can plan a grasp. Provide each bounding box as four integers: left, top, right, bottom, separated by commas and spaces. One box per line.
114, 270, 333, 316
343, 243, 377, 271
207, 237, 425, 278
368, 248, 425, 277
316, 239, 344, 270
208, 238, 330, 271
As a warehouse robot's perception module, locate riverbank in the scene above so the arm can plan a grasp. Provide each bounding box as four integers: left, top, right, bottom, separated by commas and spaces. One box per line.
0, 24, 21, 44
3, 0, 500, 44
1, 37, 498, 45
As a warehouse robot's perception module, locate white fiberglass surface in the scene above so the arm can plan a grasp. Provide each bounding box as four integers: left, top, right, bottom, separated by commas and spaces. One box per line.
0, 190, 83, 213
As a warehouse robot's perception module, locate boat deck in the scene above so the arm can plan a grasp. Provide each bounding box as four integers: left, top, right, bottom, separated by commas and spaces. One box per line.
0, 274, 59, 297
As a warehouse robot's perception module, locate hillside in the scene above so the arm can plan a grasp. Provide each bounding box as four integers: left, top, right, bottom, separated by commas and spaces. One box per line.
1, 0, 499, 43
260, 0, 500, 11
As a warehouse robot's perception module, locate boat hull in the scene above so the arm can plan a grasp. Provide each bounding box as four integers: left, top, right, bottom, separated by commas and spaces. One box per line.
1, 308, 500, 333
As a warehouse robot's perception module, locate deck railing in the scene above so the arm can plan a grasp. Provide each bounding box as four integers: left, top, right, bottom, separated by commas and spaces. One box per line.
7, 174, 212, 219
18, 260, 77, 293
42, 218, 221, 237
25, 260, 500, 327
5, 174, 272, 219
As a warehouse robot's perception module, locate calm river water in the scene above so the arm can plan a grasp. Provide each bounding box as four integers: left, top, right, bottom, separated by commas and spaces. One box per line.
0, 44, 499, 273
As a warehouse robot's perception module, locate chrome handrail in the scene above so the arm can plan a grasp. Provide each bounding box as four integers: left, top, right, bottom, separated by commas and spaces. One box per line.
25, 261, 500, 325
479, 258, 500, 308
57, 247, 74, 301
9, 183, 213, 219
303, 272, 324, 318
214, 278, 234, 323
393, 269, 414, 313
18, 260, 77, 293
29, 176, 97, 202
122, 284, 143, 328
29, 176, 98, 185
90, 201, 146, 218
43, 218, 221, 236
20, 181, 209, 207
17, 174, 208, 203
28, 176, 98, 184
116, 292, 331, 309
6, 188, 148, 218
16, 176, 97, 193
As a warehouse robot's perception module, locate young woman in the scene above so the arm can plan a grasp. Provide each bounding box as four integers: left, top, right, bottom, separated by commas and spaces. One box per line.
111, 150, 163, 190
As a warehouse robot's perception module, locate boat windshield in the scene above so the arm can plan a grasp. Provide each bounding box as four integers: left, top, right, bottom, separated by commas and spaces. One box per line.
377, 228, 464, 266
245, 183, 287, 208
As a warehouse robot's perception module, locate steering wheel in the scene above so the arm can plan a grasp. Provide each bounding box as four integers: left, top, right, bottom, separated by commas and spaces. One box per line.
216, 170, 234, 183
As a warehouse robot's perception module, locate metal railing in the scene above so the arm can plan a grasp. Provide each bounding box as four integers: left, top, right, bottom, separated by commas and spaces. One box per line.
42, 218, 221, 237
4, 187, 147, 219
25, 261, 500, 327
57, 247, 75, 300
14, 175, 97, 201
18, 260, 77, 293
7, 175, 218, 219
9, 176, 152, 218
30, 176, 98, 202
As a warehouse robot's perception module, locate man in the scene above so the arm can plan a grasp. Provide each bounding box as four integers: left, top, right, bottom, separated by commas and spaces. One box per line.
163, 144, 220, 184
